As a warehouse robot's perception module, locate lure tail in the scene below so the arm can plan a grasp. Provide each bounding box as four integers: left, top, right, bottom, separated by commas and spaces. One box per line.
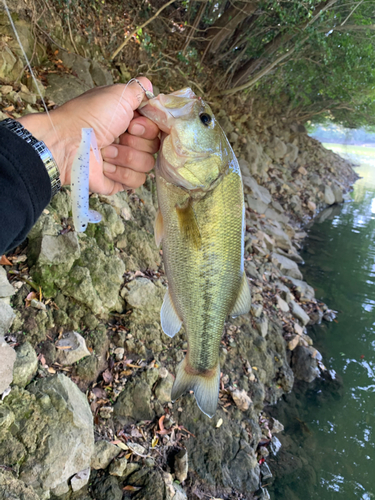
171, 356, 220, 418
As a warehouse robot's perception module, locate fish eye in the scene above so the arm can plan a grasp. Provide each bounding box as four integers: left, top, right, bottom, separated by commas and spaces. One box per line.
199, 113, 212, 126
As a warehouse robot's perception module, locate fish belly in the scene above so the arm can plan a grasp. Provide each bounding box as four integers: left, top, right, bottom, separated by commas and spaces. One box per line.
156, 165, 244, 373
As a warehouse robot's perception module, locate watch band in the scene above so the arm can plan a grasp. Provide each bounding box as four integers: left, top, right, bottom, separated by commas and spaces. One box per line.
0, 117, 61, 197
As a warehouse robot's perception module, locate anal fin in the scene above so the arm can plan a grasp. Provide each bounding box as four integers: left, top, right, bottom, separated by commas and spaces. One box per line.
160, 289, 182, 338
230, 272, 251, 318
154, 208, 164, 247
171, 357, 220, 418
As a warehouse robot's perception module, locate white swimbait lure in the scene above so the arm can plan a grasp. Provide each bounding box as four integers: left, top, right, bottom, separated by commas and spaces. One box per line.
71, 128, 102, 232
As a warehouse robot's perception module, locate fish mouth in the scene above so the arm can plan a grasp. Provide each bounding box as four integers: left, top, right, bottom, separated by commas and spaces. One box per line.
138, 88, 198, 135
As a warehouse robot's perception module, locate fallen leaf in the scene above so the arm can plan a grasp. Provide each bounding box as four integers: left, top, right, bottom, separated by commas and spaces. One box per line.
151, 436, 158, 448
55, 345, 72, 350
0, 255, 12, 266
48, 367, 56, 374
102, 369, 113, 384
123, 486, 141, 491
216, 418, 223, 428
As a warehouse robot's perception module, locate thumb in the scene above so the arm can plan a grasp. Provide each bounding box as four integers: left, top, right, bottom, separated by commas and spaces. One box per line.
118, 77, 154, 112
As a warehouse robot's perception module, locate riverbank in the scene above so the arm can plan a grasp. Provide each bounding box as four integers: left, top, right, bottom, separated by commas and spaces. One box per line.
0, 10, 358, 500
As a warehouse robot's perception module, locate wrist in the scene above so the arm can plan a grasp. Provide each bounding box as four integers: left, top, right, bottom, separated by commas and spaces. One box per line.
17, 112, 73, 186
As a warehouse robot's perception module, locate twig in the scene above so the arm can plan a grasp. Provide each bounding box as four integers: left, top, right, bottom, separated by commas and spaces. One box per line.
110, 0, 176, 61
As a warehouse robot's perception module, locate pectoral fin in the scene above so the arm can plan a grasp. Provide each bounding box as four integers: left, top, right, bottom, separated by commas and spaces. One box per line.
160, 289, 182, 338
175, 201, 201, 249
230, 272, 251, 318
171, 356, 220, 418
154, 209, 164, 247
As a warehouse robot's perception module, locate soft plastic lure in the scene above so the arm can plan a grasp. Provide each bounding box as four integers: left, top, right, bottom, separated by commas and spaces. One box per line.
71, 128, 102, 232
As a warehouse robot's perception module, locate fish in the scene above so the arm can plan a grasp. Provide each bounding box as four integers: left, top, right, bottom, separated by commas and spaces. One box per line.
139, 88, 251, 418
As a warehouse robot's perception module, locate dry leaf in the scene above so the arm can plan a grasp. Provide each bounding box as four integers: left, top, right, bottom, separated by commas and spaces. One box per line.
0, 255, 12, 266
48, 367, 56, 374
123, 486, 141, 491
102, 369, 113, 384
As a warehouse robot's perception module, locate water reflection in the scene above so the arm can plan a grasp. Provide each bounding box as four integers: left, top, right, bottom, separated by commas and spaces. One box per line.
269, 145, 375, 499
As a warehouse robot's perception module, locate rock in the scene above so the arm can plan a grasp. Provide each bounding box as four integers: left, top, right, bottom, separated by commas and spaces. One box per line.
89, 60, 113, 86
70, 467, 90, 492
46, 73, 91, 106
51, 480, 69, 496
59, 51, 94, 88
154, 372, 174, 404
231, 389, 252, 411
243, 176, 272, 205
324, 185, 335, 205
0, 469, 39, 500
32, 232, 81, 266
284, 277, 315, 300
294, 322, 304, 335
251, 303, 263, 318
12, 341, 38, 387
92, 475, 123, 500
109, 457, 128, 476
289, 301, 310, 326
307, 200, 316, 212
0, 300, 15, 336
270, 417, 284, 433
218, 115, 234, 135
288, 335, 299, 351
284, 143, 299, 164
276, 295, 289, 312
243, 138, 263, 174
265, 225, 292, 250
114, 378, 154, 424
267, 137, 287, 159
246, 195, 268, 214
56, 331, 91, 365
255, 316, 268, 338
0, 336, 16, 394
0, 267, 15, 298
91, 440, 121, 470
260, 461, 273, 480
1, 374, 94, 492
332, 184, 343, 203
272, 253, 303, 280
292, 346, 319, 383
174, 449, 188, 483
298, 166, 308, 175
121, 278, 162, 309
122, 462, 140, 478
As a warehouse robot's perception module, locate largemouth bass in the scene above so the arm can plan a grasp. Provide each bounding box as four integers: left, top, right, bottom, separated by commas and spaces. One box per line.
139, 88, 251, 417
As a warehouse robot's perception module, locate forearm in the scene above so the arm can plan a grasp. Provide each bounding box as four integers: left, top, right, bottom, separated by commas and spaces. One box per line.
0, 125, 51, 254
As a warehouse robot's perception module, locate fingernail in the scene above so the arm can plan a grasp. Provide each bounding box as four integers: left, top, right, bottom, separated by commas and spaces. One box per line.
130, 124, 145, 136
103, 146, 118, 159
104, 163, 116, 173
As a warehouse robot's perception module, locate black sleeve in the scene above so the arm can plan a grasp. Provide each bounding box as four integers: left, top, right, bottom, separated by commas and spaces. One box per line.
0, 125, 52, 255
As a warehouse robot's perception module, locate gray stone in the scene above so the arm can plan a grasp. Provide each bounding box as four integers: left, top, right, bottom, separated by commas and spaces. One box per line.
218, 116, 234, 135
46, 73, 90, 106
0, 300, 15, 336
56, 331, 91, 365
174, 449, 188, 483
276, 295, 289, 313
35, 232, 81, 266
12, 341, 38, 387
0, 267, 14, 298
0, 469, 39, 500
255, 316, 268, 338
0, 406, 15, 430
264, 225, 291, 250
155, 372, 174, 404
284, 143, 299, 164
70, 467, 90, 492
91, 440, 121, 470
51, 480, 69, 496
60, 52, 94, 88
0, 336, 16, 394
289, 301, 310, 326
244, 138, 263, 174
23, 374, 94, 490
324, 185, 336, 205
271, 253, 303, 280
268, 136, 287, 159
284, 277, 315, 300
114, 379, 154, 423
121, 278, 162, 309
92, 475, 122, 500
243, 175, 272, 205
246, 195, 268, 214
332, 184, 343, 203
292, 346, 319, 383
89, 60, 113, 86
109, 457, 128, 476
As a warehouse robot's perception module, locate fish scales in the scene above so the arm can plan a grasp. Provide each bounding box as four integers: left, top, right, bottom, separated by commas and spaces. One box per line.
157, 162, 243, 373
139, 87, 251, 417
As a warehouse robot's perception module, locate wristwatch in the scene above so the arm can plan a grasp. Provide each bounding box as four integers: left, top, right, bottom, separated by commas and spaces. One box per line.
0, 117, 61, 197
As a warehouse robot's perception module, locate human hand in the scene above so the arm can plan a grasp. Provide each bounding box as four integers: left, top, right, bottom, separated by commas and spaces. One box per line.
18, 77, 160, 195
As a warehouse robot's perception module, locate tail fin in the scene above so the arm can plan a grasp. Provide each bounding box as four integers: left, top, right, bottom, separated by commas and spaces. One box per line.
171, 357, 220, 418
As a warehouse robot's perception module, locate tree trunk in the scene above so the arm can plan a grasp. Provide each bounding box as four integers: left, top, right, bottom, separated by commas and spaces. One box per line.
204, 1, 258, 56
232, 0, 338, 87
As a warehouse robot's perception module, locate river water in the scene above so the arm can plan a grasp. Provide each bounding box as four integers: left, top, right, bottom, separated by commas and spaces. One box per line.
268, 145, 375, 500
